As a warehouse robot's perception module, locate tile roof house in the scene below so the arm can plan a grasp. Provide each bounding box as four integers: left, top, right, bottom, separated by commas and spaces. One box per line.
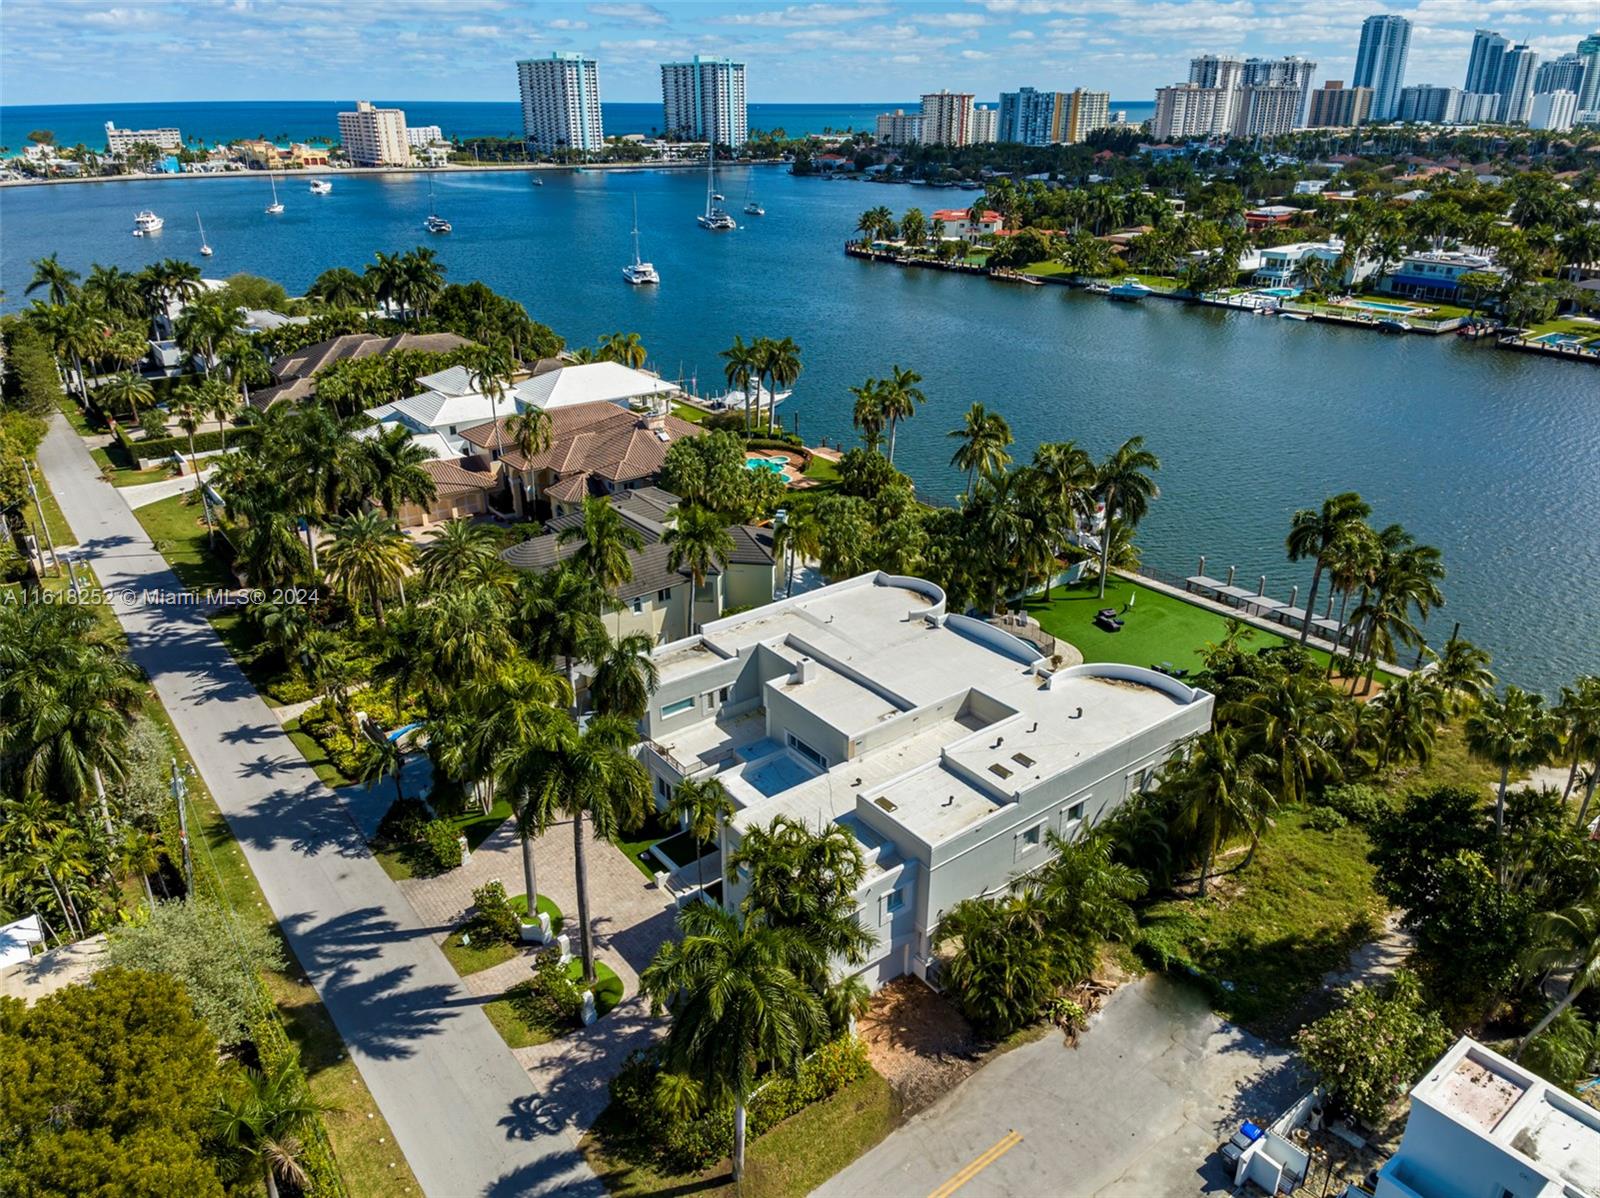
252, 331, 474, 410
500, 488, 776, 644
390, 458, 503, 529
459, 400, 702, 518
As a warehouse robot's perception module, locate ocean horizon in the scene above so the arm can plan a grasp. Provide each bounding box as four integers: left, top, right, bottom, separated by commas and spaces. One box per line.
0, 99, 1158, 155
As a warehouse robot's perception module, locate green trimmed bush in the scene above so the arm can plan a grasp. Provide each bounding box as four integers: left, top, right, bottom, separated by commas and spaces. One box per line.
1316, 783, 1385, 824
1307, 805, 1349, 832
505, 949, 584, 1031
470, 880, 520, 944
375, 796, 431, 846
416, 819, 462, 875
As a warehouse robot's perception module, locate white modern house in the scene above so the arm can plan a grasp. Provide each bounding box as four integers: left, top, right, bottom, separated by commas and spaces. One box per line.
1252, 238, 1374, 288
1378, 250, 1504, 303
1375, 1036, 1600, 1198
511, 362, 681, 413
638, 572, 1215, 990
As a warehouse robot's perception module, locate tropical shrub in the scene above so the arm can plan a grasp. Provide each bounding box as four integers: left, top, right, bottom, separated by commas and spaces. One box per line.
415, 819, 462, 875
1520, 1009, 1598, 1092
1307, 805, 1349, 832
505, 949, 583, 1033
138, 407, 169, 440
1294, 969, 1450, 1125
1317, 783, 1385, 824
375, 795, 431, 846
470, 880, 520, 944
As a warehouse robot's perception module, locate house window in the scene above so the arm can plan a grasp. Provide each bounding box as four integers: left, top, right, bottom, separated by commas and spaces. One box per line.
787, 734, 825, 768
632, 597, 643, 614
1015, 822, 1044, 860
1062, 801, 1086, 833
882, 888, 905, 924
661, 697, 694, 718
658, 588, 672, 603
718, 687, 730, 703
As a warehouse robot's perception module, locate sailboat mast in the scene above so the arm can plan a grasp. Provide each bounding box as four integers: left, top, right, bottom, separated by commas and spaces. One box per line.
632, 196, 642, 267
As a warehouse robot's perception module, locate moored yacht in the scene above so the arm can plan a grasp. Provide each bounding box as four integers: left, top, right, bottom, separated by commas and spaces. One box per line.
309, 178, 332, 194
132, 210, 164, 235
622, 197, 659, 285
1108, 277, 1153, 301
697, 146, 736, 231
265, 174, 284, 215
424, 175, 450, 233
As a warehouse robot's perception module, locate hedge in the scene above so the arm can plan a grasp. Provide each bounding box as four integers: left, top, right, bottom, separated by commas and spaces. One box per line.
115, 422, 229, 462
0, 320, 62, 417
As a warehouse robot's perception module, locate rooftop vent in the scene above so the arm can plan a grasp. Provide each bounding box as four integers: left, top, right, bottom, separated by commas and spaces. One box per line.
1011, 752, 1036, 768
792, 658, 818, 685
988, 762, 1013, 779
874, 796, 898, 813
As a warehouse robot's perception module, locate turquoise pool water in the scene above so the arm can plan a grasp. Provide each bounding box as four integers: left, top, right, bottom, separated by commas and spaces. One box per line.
1344, 299, 1424, 314
745, 457, 790, 477
1532, 332, 1588, 347
1258, 287, 1301, 298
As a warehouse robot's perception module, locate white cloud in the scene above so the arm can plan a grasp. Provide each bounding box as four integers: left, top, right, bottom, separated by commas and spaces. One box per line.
587, 2, 669, 26
712, 4, 891, 27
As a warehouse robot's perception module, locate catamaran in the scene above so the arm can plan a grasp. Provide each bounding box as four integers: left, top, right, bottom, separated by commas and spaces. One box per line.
697, 146, 736, 231
424, 175, 451, 233
309, 178, 332, 194
622, 197, 659, 285
132, 210, 164, 235
196, 213, 213, 256
264, 175, 284, 215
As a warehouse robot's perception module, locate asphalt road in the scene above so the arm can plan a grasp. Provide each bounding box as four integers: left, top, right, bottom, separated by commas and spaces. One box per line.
36, 416, 600, 1198
816, 975, 1303, 1198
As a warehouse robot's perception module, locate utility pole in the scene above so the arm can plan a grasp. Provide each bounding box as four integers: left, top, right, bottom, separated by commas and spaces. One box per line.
171, 759, 194, 900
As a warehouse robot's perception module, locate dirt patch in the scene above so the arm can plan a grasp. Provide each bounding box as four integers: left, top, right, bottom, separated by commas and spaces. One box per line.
857, 977, 982, 1115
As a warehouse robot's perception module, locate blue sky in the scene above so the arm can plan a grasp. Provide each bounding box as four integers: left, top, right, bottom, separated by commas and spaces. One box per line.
2, 0, 1593, 106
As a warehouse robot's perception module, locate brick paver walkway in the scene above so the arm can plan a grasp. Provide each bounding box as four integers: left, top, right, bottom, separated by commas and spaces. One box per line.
398, 815, 679, 1132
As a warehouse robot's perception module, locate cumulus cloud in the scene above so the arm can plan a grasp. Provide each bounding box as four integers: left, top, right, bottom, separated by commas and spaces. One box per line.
587, 2, 669, 26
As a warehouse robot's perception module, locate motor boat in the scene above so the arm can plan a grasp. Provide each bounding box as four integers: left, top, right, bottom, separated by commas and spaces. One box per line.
309, 178, 332, 194
133, 210, 164, 234
1108, 277, 1153, 301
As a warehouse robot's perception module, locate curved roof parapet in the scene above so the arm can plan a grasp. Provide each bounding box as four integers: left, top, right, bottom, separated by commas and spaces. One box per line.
873, 572, 947, 618
943, 613, 1045, 666
1051, 660, 1207, 703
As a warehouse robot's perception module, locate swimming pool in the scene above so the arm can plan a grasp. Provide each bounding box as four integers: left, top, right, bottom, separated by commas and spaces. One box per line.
1256, 287, 1301, 298
1342, 299, 1427, 314
1531, 332, 1589, 348
744, 455, 795, 481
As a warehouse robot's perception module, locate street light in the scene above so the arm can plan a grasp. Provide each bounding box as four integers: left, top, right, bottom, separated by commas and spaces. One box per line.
170, 758, 195, 899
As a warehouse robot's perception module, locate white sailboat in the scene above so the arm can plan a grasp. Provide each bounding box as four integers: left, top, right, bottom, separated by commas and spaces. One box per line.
697, 146, 736, 231
196, 212, 213, 256
424, 175, 451, 233
265, 174, 284, 215
743, 174, 765, 217
622, 196, 659, 285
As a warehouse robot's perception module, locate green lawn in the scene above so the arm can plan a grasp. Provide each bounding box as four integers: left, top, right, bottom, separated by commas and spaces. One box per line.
440, 894, 565, 977
281, 716, 350, 790
1025, 577, 1323, 676
671, 403, 708, 425
801, 452, 841, 490
16, 457, 77, 551
132, 490, 234, 592
615, 811, 678, 880
1527, 317, 1600, 339
483, 959, 624, 1049
1021, 261, 1070, 277
1137, 806, 1387, 1039
90, 439, 172, 487
583, 1069, 898, 1198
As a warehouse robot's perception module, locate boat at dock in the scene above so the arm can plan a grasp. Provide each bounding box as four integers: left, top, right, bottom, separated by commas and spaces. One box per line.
1108, 277, 1153, 301
1377, 318, 1410, 333
709, 384, 790, 411
1085, 282, 1111, 294
1280, 311, 1310, 321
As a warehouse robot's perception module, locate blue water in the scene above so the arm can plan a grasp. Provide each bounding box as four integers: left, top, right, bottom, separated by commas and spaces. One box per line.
0, 99, 1153, 154
1, 167, 1593, 692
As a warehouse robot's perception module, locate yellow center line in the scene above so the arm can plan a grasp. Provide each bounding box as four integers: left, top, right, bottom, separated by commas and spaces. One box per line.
926, 1129, 1024, 1198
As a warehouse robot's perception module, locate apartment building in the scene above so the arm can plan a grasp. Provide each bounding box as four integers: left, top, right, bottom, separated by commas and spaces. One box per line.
919, 90, 976, 146
1353, 13, 1412, 121
661, 56, 747, 146
1242, 56, 1317, 125
104, 121, 182, 154
1306, 81, 1373, 127
875, 109, 923, 146
336, 100, 410, 166
518, 52, 604, 153
1061, 89, 1110, 142
1375, 1037, 1600, 1198
638, 573, 1214, 990
1494, 44, 1538, 123
1153, 83, 1237, 139
1529, 89, 1578, 132
1235, 85, 1306, 136
998, 87, 1062, 145
969, 104, 998, 144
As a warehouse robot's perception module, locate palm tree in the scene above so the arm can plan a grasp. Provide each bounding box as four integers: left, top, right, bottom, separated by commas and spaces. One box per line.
1170, 727, 1274, 894
588, 631, 660, 720
320, 510, 414, 628
1227, 673, 1348, 807
559, 497, 644, 631
599, 330, 647, 369
175, 293, 238, 374
26, 254, 79, 305
1029, 824, 1147, 944
1030, 441, 1095, 597
306, 266, 370, 309
218, 335, 270, 409
84, 263, 143, 320
401, 246, 446, 320
877, 365, 924, 464
1431, 635, 1496, 712
1286, 492, 1372, 647
640, 902, 826, 1181
1466, 686, 1562, 881
1322, 521, 1379, 674
98, 371, 153, 426
515, 566, 608, 697
213, 1061, 331, 1198
506, 407, 552, 461
539, 713, 649, 983
467, 343, 514, 465
948, 402, 1013, 498
667, 775, 734, 889
849, 379, 885, 453
664, 506, 734, 639
772, 504, 821, 598
356, 733, 408, 808
762, 336, 802, 437
198, 376, 239, 449
1554, 676, 1600, 824
720, 335, 760, 433
726, 815, 873, 970
1092, 436, 1160, 600
359, 424, 435, 518
483, 660, 574, 911
364, 251, 408, 319
1368, 672, 1447, 769
417, 518, 505, 590
1516, 900, 1600, 1060
934, 896, 1057, 1038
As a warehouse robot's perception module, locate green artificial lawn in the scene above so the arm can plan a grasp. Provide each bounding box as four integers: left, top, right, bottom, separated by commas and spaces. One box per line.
372, 799, 513, 882
583, 1069, 898, 1198
439, 894, 565, 978
1025, 578, 1325, 676
132, 491, 234, 592
615, 813, 678, 880
483, 959, 624, 1049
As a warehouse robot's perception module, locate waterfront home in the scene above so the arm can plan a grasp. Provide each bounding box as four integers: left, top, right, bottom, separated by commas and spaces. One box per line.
932, 208, 1004, 242
289, 143, 330, 168
1373, 1036, 1600, 1198
459, 399, 701, 519
1377, 250, 1503, 303
363, 365, 512, 453
500, 487, 776, 644
1244, 204, 1301, 230
234, 139, 284, 169
638, 572, 1214, 988
509, 361, 682, 413
391, 459, 502, 529
252, 331, 473, 410
1253, 239, 1374, 288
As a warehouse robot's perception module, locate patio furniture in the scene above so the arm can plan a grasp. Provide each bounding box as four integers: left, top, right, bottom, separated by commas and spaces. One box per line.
1095, 612, 1124, 632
